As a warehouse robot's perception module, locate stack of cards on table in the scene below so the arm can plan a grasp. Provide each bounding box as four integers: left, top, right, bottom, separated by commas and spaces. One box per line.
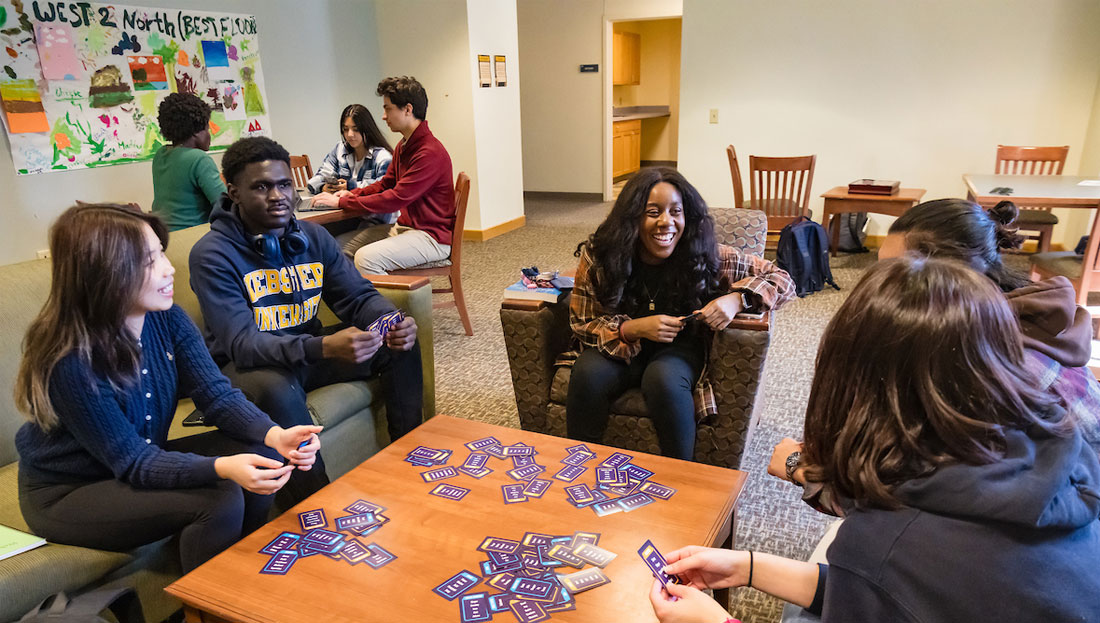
432, 530, 617, 622
367, 309, 405, 339
256, 499, 396, 575
560, 448, 677, 517
407, 445, 453, 467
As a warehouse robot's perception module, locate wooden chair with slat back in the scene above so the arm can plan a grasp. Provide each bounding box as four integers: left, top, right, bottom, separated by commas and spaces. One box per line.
726, 145, 746, 209
1030, 207, 1100, 306
390, 172, 473, 336
748, 154, 816, 236
289, 154, 314, 190
995, 145, 1069, 253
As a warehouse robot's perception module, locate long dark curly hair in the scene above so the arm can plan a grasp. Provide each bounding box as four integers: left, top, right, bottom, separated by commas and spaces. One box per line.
576, 167, 724, 312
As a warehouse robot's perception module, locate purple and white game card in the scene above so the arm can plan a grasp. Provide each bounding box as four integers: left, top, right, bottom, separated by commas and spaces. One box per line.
564, 483, 595, 505
302, 528, 345, 548
507, 464, 545, 481
420, 466, 459, 482
565, 443, 593, 454
502, 483, 528, 504
466, 437, 501, 452
503, 443, 536, 457
335, 512, 378, 532
622, 464, 655, 482
569, 531, 600, 549
618, 492, 656, 512
488, 593, 514, 613
344, 499, 386, 515
547, 543, 584, 568
639, 481, 677, 500
457, 465, 492, 479
600, 451, 634, 469
595, 466, 619, 485
522, 478, 551, 498
560, 451, 595, 466
508, 598, 550, 623
259, 531, 301, 555
362, 543, 396, 568
558, 567, 611, 594
430, 483, 471, 501
463, 452, 489, 469
478, 536, 522, 554
260, 549, 299, 575
459, 592, 492, 623
433, 569, 481, 600
591, 499, 623, 517
298, 508, 326, 531
509, 576, 556, 600
409, 445, 450, 463
522, 532, 554, 547
638, 539, 682, 587
511, 455, 537, 468
553, 464, 586, 482
338, 538, 373, 564
486, 571, 517, 591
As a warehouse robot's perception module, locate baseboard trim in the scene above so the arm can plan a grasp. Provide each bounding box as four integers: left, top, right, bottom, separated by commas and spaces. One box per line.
523, 191, 603, 201
464, 215, 526, 241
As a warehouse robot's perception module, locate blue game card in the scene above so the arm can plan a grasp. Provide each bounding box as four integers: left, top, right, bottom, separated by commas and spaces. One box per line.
260, 549, 299, 575
509, 577, 556, 599
362, 543, 396, 568
259, 531, 301, 555
335, 512, 379, 532
618, 492, 656, 512
433, 569, 481, 600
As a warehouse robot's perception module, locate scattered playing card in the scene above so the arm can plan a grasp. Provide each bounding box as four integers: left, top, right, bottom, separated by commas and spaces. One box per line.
463, 453, 490, 469
522, 478, 551, 498
502, 483, 528, 504
433, 569, 482, 600
259, 531, 301, 555
339, 538, 373, 564
509, 598, 550, 623
260, 549, 299, 575
507, 464, 546, 481
421, 466, 459, 482
638, 481, 677, 500
600, 452, 634, 469
335, 512, 380, 532
618, 492, 656, 512
547, 543, 584, 569
553, 464, 586, 482
557, 567, 611, 593
478, 537, 522, 554
430, 483, 471, 501
459, 592, 492, 623
569, 531, 600, 549
564, 483, 595, 505
573, 543, 617, 568
345, 499, 386, 515
466, 437, 502, 452
298, 508, 326, 531
362, 543, 396, 568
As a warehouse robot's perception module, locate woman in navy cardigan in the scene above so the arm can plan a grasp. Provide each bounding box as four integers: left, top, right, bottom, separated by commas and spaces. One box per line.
14, 204, 322, 572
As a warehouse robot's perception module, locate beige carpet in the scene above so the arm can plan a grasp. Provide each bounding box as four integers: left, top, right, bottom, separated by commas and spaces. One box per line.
424, 195, 1042, 622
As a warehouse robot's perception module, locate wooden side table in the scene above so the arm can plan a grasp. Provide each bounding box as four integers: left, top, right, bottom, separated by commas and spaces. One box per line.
820, 187, 926, 256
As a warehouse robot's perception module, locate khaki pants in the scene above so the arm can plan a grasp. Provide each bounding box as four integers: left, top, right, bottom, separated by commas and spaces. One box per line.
346, 223, 451, 275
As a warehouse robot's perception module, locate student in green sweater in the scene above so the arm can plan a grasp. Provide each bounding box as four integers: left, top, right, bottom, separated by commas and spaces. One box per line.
151, 93, 226, 231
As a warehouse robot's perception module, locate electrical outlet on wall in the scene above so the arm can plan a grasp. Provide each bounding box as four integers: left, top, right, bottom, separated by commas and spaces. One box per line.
709, 109, 719, 124
36, 249, 51, 260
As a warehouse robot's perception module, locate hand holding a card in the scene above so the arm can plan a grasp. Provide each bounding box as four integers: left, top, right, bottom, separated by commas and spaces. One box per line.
323, 326, 383, 363
620, 315, 684, 343
383, 315, 417, 351
692, 292, 744, 332
661, 546, 748, 590
648, 578, 732, 623
265, 424, 323, 470
214, 453, 294, 495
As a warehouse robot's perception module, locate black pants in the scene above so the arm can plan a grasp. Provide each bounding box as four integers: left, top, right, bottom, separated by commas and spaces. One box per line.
566, 337, 704, 460
18, 432, 279, 573
221, 340, 423, 509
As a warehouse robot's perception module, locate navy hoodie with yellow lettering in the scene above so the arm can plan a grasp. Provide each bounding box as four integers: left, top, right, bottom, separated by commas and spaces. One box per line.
189, 195, 395, 369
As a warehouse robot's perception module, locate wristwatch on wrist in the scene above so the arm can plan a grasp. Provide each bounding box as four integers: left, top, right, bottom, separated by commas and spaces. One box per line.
785, 451, 802, 487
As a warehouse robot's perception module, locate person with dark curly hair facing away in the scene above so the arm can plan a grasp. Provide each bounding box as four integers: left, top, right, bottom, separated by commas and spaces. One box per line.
188, 136, 423, 510
151, 93, 226, 231
14, 204, 321, 573
769, 198, 1100, 516
311, 76, 454, 275
564, 167, 794, 460
649, 256, 1100, 623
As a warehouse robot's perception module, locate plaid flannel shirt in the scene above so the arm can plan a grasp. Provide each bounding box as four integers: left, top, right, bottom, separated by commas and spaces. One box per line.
559, 244, 795, 420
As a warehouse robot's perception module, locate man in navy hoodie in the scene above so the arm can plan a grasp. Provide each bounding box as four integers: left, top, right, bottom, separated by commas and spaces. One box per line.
189, 136, 423, 507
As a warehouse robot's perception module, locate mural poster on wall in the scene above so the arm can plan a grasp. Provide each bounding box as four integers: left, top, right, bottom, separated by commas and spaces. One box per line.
0, 0, 272, 175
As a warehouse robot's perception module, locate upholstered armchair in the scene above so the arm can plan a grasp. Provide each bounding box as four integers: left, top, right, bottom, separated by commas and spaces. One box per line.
500, 208, 773, 469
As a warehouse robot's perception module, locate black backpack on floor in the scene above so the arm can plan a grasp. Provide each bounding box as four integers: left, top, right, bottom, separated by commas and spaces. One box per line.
776, 216, 840, 297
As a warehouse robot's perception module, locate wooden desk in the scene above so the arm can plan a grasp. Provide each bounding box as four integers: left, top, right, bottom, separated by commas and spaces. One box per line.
820, 187, 926, 256
166, 415, 747, 623
963, 174, 1100, 209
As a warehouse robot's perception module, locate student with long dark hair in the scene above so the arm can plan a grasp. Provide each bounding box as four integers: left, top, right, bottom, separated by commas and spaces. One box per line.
650, 256, 1100, 622
307, 104, 396, 257
770, 199, 1100, 511
565, 167, 794, 459
14, 204, 321, 572
151, 93, 226, 231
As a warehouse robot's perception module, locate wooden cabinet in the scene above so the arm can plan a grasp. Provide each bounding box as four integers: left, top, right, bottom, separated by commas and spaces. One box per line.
613, 119, 641, 178
612, 31, 640, 86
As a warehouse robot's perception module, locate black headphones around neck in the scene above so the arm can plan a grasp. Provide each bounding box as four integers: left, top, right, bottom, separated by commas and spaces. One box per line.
250, 217, 309, 262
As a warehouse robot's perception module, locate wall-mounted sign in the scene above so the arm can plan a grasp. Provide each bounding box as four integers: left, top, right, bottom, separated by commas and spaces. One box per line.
579, 64, 599, 73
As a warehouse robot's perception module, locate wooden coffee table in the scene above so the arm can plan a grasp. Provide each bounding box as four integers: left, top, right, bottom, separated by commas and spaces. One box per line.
820, 186, 926, 256
166, 415, 747, 622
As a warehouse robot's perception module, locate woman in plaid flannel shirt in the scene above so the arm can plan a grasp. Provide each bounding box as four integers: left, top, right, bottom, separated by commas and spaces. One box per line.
565, 167, 794, 459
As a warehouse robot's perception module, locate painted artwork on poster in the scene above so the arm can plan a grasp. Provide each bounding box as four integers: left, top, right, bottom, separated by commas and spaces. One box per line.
0, 1, 272, 175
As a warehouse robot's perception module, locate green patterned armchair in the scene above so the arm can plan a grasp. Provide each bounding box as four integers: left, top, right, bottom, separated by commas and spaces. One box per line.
500, 207, 772, 469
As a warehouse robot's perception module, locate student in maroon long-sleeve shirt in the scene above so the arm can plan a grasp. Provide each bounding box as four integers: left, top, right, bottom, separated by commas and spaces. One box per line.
313, 76, 455, 275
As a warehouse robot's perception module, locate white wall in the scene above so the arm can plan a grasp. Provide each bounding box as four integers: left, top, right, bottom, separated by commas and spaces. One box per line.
0, 0, 381, 265
466, 0, 524, 230
373, 0, 478, 230
678, 0, 1100, 246
517, 0, 604, 193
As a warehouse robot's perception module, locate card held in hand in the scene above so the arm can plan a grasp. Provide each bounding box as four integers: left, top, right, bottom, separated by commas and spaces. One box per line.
366, 309, 405, 339
638, 539, 682, 587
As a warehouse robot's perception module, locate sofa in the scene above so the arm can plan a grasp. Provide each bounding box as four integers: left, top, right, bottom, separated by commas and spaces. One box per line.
499, 207, 773, 470
0, 223, 435, 623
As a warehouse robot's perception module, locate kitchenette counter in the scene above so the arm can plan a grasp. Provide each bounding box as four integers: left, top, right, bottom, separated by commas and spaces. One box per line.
612, 105, 670, 121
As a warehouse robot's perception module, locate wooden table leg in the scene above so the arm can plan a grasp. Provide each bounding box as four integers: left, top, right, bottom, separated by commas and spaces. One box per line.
183, 606, 204, 623
712, 509, 737, 610
825, 207, 841, 257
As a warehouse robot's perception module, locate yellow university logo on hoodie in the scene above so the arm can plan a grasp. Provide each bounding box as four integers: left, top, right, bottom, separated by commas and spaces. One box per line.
242, 263, 325, 331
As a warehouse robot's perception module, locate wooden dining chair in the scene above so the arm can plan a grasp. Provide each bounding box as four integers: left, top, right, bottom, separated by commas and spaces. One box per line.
390, 172, 474, 336
995, 145, 1069, 253
289, 154, 314, 190
726, 146, 747, 209
748, 153, 816, 234
1030, 210, 1100, 306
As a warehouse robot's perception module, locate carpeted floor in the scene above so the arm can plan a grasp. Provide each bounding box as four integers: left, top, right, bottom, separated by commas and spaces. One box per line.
424, 195, 1024, 622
